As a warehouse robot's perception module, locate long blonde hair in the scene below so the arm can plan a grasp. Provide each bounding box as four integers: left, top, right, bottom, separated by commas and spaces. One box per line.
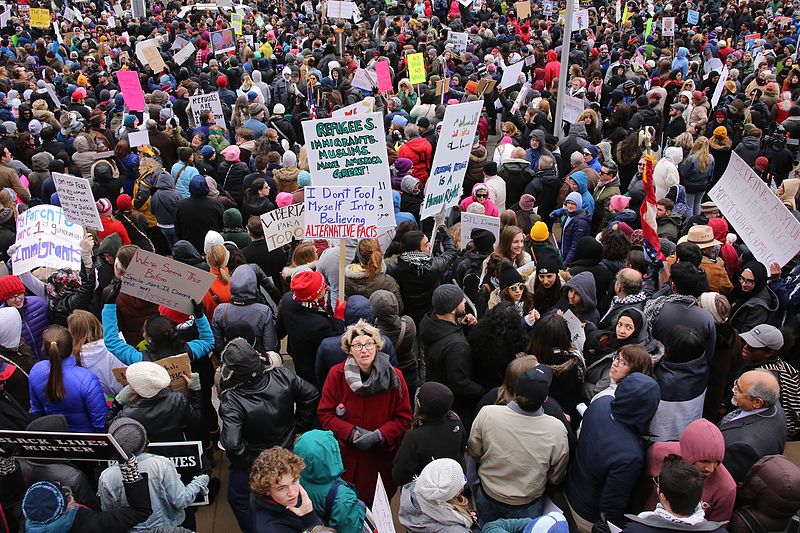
67, 310, 103, 365
207, 244, 231, 284
691, 136, 711, 173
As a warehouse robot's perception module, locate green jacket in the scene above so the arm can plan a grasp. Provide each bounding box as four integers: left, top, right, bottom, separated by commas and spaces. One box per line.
294, 430, 366, 533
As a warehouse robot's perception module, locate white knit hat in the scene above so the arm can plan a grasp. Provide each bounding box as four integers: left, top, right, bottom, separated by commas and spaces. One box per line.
413, 458, 465, 503
204, 230, 224, 255
125, 362, 170, 399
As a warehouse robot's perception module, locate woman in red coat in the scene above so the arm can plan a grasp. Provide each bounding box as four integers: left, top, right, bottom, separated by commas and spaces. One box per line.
318, 319, 412, 505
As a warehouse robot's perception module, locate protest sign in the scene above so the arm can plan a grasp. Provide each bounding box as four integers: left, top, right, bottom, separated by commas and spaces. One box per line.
371, 474, 397, 533
436, 77, 451, 96
708, 153, 800, 267
332, 97, 375, 117
703, 57, 723, 75
572, 9, 589, 31
230, 12, 242, 34
662, 16, 675, 36
301, 112, 395, 225
189, 92, 226, 128
117, 70, 146, 111
420, 100, 483, 219
449, 31, 469, 53
375, 61, 392, 93
260, 204, 305, 251
711, 66, 729, 107
460, 213, 500, 250
511, 86, 530, 114
563, 310, 586, 352
0, 430, 127, 461
515, 0, 531, 19
121, 250, 216, 314
12, 205, 83, 275
304, 186, 380, 239
351, 68, 377, 91
108, 16, 117, 28
29, 8, 50, 28
113, 353, 193, 392
499, 60, 524, 89
327, 0, 356, 18
543, 0, 554, 16
173, 41, 197, 65
407, 53, 426, 84
140, 42, 166, 73
171, 36, 189, 51
52, 173, 103, 231
687, 9, 699, 24
476, 78, 496, 96
128, 129, 150, 148
132, 0, 146, 17
562, 94, 584, 124
146, 442, 208, 505
211, 29, 236, 54
113, 2, 124, 16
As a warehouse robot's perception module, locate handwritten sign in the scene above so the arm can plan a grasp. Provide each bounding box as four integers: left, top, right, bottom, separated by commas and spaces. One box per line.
687, 9, 699, 24
420, 100, 483, 219
189, 92, 226, 128
29, 8, 50, 28
52, 173, 103, 231
0, 430, 127, 461
304, 186, 379, 239
460, 213, 500, 250
13, 205, 83, 275
173, 41, 196, 66
708, 153, 800, 267
449, 31, 469, 54
563, 94, 584, 124
260, 204, 305, 251
662, 17, 675, 36
230, 12, 242, 34
351, 68, 377, 91
407, 53, 426, 85
327, 0, 356, 19
301, 112, 394, 225
375, 60, 392, 93
139, 42, 166, 73
515, 0, 531, 19
112, 354, 193, 392
332, 97, 375, 117
711, 66, 729, 108
499, 60, 524, 89
563, 310, 586, 352
371, 474, 397, 533
572, 9, 589, 31
121, 250, 216, 314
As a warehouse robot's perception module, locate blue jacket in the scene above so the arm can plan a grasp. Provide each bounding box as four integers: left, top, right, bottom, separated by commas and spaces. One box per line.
671, 47, 689, 78
29, 357, 108, 433
2, 296, 48, 360
560, 210, 592, 266
392, 191, 417, 227
250, 492, 323, 533
569, 171, 595, 217
171, 162, 200, 199
566, 373, 660, 524
649, 354, 709, 442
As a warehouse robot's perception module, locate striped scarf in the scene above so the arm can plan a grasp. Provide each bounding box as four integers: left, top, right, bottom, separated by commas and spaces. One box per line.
344, 351, 401, 396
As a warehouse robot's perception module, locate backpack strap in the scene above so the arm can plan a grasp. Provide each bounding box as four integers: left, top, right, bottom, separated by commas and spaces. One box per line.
396, 318, 407, 349
733, 507, 769, 533
324, 479, 347, 522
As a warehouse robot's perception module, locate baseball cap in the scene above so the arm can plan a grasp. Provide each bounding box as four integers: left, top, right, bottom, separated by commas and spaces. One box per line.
740, 325, 784, 351
515, 364, 553, 410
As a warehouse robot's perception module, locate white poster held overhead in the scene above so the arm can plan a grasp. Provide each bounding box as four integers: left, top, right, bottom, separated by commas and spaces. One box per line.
449, 31, 468, 53
301, 112, 395, 226
710, 66, 729, 108
121, 250, 216, 314
662, 16, 675, 36
173, 42, 196, 65
351, 68, 377, 91
332, 97, 375, 117
12, 205, 83, 275
52, 173, 103, 231
708, 152, 800, 267
371, 474, 397, 533
128, 129, 150, 148
562, 94, 585, 124
420, 100, 483, 219
189, 92, 226, 128
304, 186, 380, 239
327, 0, 356, 19
260, 204, 305, 251
499, 60, 525, 89
572, 9, 589, 31
563, 310, 586, 352
460, 213, 500, 250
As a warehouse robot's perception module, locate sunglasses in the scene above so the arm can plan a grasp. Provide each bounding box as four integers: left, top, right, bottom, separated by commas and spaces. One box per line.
507, 283, 525, 292
476, 194, 488, 199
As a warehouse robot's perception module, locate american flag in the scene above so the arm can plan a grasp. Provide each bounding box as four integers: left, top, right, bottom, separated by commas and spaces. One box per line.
639, 153, 665, 263
307, 83, 317, 120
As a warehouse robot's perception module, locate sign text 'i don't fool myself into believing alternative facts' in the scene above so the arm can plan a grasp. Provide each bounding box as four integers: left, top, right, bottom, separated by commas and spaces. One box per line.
304, 186, 380, 239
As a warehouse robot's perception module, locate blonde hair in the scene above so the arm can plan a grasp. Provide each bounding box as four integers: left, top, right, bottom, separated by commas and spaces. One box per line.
290, 241, 318, 268
340, 319, 385, 353
138, 157, 160, 177
674, 131, 694, 151
691, 136, 711, 173
207, 244, 231, 284
67, 310, 103, 364
357, 239, 383, 277
501, 121, 519, 137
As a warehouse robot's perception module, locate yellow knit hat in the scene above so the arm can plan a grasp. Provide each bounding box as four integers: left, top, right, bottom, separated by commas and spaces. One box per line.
530, 221, 550, 242
713, 126, 728, 139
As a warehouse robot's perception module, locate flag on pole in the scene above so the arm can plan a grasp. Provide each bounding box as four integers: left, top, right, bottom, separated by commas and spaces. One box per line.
622, 2, 631, 25
639, 153, 664, 263
307, 83, 317, 120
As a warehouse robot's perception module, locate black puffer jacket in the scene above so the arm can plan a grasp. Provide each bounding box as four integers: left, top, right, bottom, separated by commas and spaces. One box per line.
108, 386, 203, 443
218, 339, 319, 469
218, 160, 250, 206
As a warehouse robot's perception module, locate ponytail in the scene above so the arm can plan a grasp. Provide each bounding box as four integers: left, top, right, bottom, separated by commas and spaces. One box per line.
359, 239, 383, 277
42, 325, 72, 403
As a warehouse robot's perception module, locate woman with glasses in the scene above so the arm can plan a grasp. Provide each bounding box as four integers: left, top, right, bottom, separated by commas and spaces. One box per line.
729, 261, 779, 333
460, 182, 499, 217
318, 320, 412, 506
487, 261, 536, 319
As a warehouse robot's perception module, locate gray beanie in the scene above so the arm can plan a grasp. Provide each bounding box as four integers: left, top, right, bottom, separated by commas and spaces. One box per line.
109, 417, 148, 459
432, 284, 465, 315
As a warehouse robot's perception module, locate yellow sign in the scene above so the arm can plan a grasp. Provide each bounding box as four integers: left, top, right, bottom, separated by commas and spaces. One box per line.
407, 53, 425, 85
30, 8, 51, 29
230, 13, 242, 35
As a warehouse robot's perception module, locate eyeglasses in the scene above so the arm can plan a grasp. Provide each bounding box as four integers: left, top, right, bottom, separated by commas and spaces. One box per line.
637, 162, 646, 168
507, 283, 525, 292
733, 379, 762, 400
475, 194, 488, 199
612, 355, 629, 366
351, 341, 376, 352
7, 293, 24, 301
739, 276, 756, 286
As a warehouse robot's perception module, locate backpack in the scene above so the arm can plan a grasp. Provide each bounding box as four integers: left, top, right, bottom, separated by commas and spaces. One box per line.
322, 479, 376, 533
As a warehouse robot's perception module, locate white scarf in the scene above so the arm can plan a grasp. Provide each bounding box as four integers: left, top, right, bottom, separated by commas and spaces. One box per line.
639, 503, 706, 526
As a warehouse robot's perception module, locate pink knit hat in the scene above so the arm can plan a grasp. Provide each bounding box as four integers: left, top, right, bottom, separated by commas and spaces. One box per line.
221, 145, 240, 162
276, 192, 293, 208
610, 195, 631, 212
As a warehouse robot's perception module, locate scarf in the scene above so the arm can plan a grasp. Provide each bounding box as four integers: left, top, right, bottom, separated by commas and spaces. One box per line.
45, 268, 81, 301
596, 173, 620, 190
643, 293, 697, 333
293, 292, 331, 316
400, 250, 431, 276
415, 493, 474, 529
600, 292, 649, 323
344, 351, 401, 396
639, 503, 706, 526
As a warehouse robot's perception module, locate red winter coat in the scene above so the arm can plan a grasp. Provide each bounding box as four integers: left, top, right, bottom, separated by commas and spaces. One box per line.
544, 50, 561, 88
318, 359, 412, 505
397, 137, 433, 184
98, 216, 131, 245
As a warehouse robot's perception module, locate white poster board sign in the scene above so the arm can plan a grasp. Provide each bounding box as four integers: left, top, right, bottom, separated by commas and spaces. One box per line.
708, 152, 800, 267
327, 0, 356, 19
120, 250, 216, 314
460, 213, 500, 250
499, 60, 525, 89
332, 97, 375, 117
173, 42, 197, 66
128, 129, 150, 148
563, 310, 586, 352
572, 8, 589, 31
351, 68, 377, 91
449, 31, 468, 53
662, 16, 675, 36
710, 66, 729, 108
562, 94, 584, 124
189, 92, 226, 128
12, 205, 83, 275
52, 173, 103, 231
301, 112, 395, 226
260, 204, 305, 251
371, 474, 397, 533
420, 100, 483, 219
304, 186, 380, 239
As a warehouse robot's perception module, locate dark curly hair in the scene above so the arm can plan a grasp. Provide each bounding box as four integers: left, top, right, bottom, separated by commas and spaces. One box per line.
601, 228, 632, 261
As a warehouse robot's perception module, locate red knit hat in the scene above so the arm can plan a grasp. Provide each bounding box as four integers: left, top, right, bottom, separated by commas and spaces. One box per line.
0, 275, 25, 302
158, 305, 190, 324
290, 271, 327, 303
755, 156, 769, 171
116, 194, 133, 212
217, 75, 228, 88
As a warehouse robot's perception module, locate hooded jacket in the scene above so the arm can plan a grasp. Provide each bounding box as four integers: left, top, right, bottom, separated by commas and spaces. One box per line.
649, 353, 710, 442
654, 147, 682, 200
211, 265, 277, 353
728, 455, 800, 533
150, 170, 182, 226
458, 183, 499, 216
397, 136, 433, 183
174, 186, 225, 253
398, 479, 473, 533
293, 430, 366, 533
78, 339, 125, 398
71, 135, 97, 178
671, 48, 689, 78
568, 237, 612, 304
524, 165, 561, 227
172, 240, 209, 271
569, 171, 595, 217
370, 290, 418, 387
500, 158, 536, 209
221, 208, 251, 249
646, 419, 736, 522
559, 206, 592, 267
557, 123, 593, 173
559, 271, 600, 325
733, 136, 763, 167
566, 373, 661, 524
344, 260, 404, 309
544, 50, 561, 87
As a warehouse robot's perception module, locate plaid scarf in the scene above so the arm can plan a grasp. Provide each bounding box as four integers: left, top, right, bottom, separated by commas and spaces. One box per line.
643, 293, 698, 334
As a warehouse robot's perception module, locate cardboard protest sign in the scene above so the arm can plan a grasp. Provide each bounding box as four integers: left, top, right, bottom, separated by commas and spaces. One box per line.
562, 94, 585, 124
128, 129, 150, 148
420, 100, 483, 219
407, 53, 426, 84
708, 153, 800, 267
449, 31, 468, 53
113, 353, 193, 392
301, 112, 395, 225
515, 0, 531, 19
121, 250, 216, 314
139, 42, 166, 73
375, 61, 392, 93
476, 78, 496, 96
371, 474, 397, 533
563, 310, 586, 352
117, 70, 146, 111
173, 41, 197, 66
260, 204, 305, 251
499, 60, 524, 89
0, 430, 127, 461
12, 205, 83, 275
29, 8, 50, 28
189, 92, 226, 128
211, 29, 236, 54
662, 16, 675, 36
52, 173, 103, 231
146, 441, 208, 505
460, 213, 500, 250
332, 97, 375, 117
304, 186, 380, 239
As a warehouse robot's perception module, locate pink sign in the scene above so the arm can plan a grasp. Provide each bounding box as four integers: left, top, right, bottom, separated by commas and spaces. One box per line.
117, 70, 145, 111
375, 61, 392, 94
